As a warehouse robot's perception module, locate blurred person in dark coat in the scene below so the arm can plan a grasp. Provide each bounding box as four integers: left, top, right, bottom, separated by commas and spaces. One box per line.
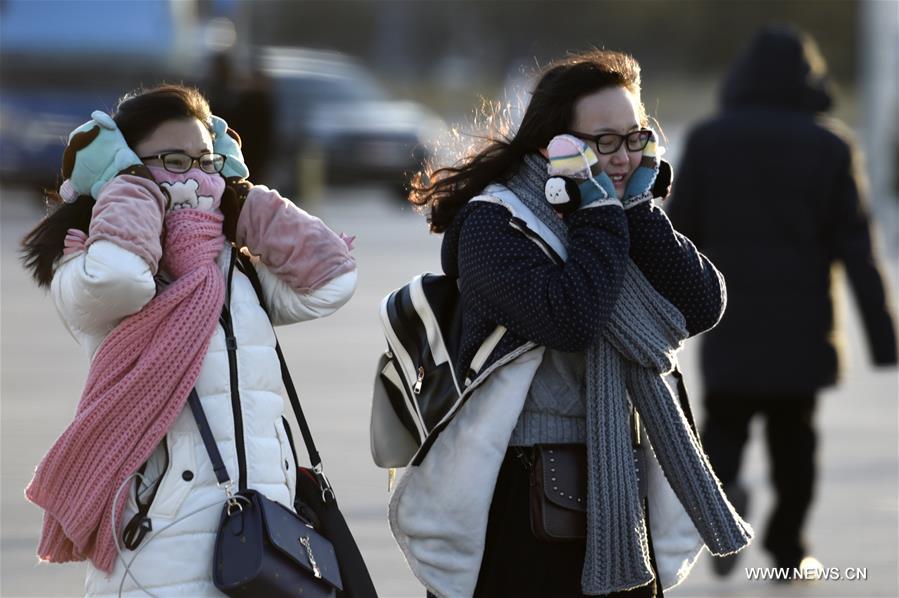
205, 53, 274, 182
231, 64, 275, 183
666, 25, 897, 575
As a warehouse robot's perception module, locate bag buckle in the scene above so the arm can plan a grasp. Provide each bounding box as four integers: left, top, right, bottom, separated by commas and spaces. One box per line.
219, 480, 244, 515
313, 463, 336, 503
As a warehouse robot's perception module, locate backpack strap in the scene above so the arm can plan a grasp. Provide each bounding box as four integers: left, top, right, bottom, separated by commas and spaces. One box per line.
476, 184, 568, 262
234, 251, 334, 502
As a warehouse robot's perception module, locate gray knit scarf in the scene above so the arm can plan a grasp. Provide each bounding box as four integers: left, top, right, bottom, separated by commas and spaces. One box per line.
506, 153, 753, 595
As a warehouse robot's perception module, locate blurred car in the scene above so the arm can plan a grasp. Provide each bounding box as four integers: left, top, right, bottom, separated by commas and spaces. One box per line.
257, 47, 445, 198
0, 0, 195, 191
0, 69, 136, 190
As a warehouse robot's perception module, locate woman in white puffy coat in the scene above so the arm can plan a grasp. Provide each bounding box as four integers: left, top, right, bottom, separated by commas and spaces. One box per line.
22, 85, 356, 596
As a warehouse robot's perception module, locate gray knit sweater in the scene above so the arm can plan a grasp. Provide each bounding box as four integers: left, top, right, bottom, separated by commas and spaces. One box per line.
509, 349, 587, 445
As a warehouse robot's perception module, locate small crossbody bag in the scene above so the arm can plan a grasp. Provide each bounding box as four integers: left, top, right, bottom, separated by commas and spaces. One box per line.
526, 370, 697, 542
188, 389, 343, 596
526, 412, 648, 543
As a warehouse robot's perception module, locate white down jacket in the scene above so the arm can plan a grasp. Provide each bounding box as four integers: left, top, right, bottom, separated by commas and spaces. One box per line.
50, 239, 356, 597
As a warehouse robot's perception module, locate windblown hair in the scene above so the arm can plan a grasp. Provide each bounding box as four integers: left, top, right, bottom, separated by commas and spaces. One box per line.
21, 84, 221, 288
409, 49, 647, 233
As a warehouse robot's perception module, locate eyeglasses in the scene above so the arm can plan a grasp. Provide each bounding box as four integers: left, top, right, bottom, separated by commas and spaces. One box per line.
569, 129, 652, 155
139, 152, 227, 174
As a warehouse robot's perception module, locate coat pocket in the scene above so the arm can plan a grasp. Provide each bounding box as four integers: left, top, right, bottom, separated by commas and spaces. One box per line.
122, 437, 170, 550
145, 428, 197, 519
130, 438, 168, 512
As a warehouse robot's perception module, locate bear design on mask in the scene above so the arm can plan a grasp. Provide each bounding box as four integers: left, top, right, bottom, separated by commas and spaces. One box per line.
161, 178, 215, 211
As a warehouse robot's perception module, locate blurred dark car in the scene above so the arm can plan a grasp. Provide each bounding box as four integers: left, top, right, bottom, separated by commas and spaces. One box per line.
257, 47, 445, 198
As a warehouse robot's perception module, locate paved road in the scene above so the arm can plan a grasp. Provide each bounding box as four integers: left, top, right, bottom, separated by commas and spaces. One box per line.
2, 184, 896, 597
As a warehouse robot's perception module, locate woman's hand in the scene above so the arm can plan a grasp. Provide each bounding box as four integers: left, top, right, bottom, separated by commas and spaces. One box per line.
621, 129, 662, 208
85, 176, 168, 273
59, 110, 150, 201
544, 134, 619, 215
235, 185, 355, 293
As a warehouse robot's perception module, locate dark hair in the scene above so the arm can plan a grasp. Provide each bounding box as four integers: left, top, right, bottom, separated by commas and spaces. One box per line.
21, 84, 226, 288
410, 49, 646, 233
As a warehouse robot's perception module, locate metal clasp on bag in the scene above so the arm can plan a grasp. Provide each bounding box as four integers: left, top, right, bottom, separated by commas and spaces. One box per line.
219, 480, 244, 515
313, 463, 336, 504
299, 536, 322, 579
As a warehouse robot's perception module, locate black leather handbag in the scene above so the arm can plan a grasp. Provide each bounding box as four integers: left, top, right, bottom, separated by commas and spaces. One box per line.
527, 411, 653, 543
528, 443, 588, 542
188, 389, 342, 596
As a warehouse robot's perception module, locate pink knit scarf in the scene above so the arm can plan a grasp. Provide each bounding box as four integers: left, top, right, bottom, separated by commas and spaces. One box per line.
26, 208, 226, 573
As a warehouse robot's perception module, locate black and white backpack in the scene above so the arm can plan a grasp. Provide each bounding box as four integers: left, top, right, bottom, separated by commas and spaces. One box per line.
370, 273, 465, 469
370, 189, 541, 470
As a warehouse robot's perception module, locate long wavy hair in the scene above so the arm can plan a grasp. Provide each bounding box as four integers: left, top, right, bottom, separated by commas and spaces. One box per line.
20, 84, 236, 288
410, 49, 648, 233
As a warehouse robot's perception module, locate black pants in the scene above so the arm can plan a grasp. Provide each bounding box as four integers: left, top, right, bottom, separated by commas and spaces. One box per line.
701, 392, 817, 567
467, 449, 661, 598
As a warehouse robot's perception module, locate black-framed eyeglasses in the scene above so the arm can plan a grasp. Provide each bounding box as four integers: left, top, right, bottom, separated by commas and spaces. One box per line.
139, 151, 227, 174
569, 129, 652, 155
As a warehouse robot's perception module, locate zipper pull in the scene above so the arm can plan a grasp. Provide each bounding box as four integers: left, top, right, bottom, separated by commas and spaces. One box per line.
413, 366, 425, 394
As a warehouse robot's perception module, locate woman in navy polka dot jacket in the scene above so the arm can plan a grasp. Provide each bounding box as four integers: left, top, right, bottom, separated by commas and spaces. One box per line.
439, 162, 725, 385
394, 50, 728, 598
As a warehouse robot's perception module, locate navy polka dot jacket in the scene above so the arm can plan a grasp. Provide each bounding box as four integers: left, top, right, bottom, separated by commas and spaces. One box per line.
440, 195, 726, 383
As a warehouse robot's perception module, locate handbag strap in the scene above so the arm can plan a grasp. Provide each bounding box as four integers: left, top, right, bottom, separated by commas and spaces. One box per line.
233, 251, 334, 502
187, 388, 243, 514
187, 388, 231, 486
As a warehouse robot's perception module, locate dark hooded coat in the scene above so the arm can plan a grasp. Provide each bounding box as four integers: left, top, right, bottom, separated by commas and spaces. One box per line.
666, 26, 897, 396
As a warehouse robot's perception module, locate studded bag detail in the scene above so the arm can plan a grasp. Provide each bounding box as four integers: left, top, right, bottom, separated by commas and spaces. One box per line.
528, 443, 587, 542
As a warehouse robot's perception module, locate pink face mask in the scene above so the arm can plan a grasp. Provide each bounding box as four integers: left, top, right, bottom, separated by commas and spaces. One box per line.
148, 166, 226, 212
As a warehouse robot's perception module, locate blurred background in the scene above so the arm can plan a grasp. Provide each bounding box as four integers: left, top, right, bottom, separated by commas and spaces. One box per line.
1, 1, 896, 597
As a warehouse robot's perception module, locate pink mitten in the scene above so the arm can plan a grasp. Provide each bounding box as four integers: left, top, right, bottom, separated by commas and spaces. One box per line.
85, 175, 168, 272
236, 186, 356, 292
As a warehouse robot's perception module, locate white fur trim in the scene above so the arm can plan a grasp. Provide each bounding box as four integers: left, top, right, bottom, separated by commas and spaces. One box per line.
389, 347, 546, 597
